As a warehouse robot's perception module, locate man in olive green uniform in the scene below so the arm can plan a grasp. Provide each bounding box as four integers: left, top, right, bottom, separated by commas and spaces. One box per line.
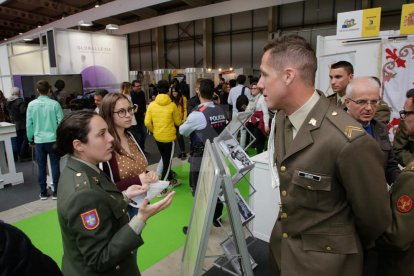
375, 90, 414, 276
58, 156, 143, 276
257, 35, 391, 276
393, 118, 414, 167
327, 60, 353, 109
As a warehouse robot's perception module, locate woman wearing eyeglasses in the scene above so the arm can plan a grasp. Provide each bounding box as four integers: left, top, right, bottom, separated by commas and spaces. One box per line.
100, 93, 158, 218
246, 82, 270, 154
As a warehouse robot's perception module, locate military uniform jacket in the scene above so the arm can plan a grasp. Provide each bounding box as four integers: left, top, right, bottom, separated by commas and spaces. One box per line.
393, 120, 414, 167
57, 157, 143, 276
270, 96, 391, 276
327, 93, 346, 110
376, 163, 414, 276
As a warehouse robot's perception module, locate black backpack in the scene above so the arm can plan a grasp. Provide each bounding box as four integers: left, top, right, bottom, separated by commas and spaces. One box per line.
236, 87, 249, 112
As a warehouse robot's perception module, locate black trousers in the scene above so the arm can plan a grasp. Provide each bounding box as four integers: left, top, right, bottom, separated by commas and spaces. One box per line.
155, 141, 173, 180
190, 151, 223, 221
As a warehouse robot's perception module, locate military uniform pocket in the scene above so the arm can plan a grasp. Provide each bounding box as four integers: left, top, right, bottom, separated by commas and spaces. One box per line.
291, 169, 331, 208
302, 233, 358, 254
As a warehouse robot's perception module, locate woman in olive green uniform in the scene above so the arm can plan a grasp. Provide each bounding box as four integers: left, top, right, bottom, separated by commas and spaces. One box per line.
55, 111, 174, 276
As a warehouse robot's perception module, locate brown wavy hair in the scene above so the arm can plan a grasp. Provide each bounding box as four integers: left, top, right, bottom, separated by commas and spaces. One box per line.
99, 92, 131, 154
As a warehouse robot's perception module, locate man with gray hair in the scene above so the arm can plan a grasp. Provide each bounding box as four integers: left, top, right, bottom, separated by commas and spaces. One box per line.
345, 77, 400, 185
6, 87, 29, 161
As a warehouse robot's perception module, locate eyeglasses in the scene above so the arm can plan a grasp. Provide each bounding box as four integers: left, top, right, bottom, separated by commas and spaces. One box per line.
347, 98, 379, 107
113, 104, 137, 118
399, 110, 414, 120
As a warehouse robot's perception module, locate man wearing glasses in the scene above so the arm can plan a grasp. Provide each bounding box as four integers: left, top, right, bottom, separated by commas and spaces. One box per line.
131, 80, 147, 153
374, 89, 414, 275
345, 76, 400, 185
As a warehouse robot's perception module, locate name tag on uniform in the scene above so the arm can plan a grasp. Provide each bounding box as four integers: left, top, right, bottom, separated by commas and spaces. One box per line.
298, 171, 321, 182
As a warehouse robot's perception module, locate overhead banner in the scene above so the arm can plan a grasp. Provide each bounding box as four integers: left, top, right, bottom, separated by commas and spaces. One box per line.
336, 8, 381, 39
381, 41, 414, 139
54, 30, 129, 93
400, 3, 414, 35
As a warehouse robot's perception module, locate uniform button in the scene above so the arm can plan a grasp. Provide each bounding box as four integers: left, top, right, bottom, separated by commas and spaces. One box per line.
281, 190, 287, 197
281, 212, 288, 219
76, 173, 82, 176
280, 166, 286, 172
131, 251, 134, 255
307, 185, 313, 190
116, 265, 120, 270
326, 246, 332, 251
282, 233, 288, 239
122, 209, 126, 213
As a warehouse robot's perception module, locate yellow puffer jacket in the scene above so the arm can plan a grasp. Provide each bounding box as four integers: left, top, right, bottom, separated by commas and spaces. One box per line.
145, 93, 182, 143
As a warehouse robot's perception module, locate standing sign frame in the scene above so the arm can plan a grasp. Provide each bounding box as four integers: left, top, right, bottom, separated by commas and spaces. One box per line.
181, 140, 253, 276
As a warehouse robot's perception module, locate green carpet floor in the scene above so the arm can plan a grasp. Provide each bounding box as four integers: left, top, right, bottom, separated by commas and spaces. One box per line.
13, 161, 251, 272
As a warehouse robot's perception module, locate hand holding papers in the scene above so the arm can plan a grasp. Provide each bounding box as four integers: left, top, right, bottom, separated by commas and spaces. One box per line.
129, 180, 170, 208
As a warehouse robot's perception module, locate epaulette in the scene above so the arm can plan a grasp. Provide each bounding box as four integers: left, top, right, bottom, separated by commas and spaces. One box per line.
406, 161, 414, 171
326, 106, 366, 142
73, 171, 91, 191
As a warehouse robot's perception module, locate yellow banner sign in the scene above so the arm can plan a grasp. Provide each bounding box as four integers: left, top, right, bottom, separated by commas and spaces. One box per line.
400, 3, 414, 35
362, 7, 381, 37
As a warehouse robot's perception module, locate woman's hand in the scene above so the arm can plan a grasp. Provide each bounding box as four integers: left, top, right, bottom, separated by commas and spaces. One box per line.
139, 171, 159, 186
124, 184, 148, 199
137, 191, 175, 222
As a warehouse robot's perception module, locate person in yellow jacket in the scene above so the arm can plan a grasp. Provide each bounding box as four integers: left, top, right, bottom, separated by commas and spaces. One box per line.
145, 80, 182, 195
171, 87, 188, 160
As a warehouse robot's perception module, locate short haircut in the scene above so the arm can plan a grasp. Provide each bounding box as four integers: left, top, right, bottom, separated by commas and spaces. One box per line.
229, 79, 237, 88
406, 88, 414, 106
55, 111, 96, 156
263, 35, 317, 86
36, 80, 50, 95
157, 80, 170, 93
236, 75, 246, 85
330, 61, 354, 75
199, 79, 214, 100
195, 78, 203, 89
95, 89, 109, 98
132, 80, 141, 87
346, 76, 379, 98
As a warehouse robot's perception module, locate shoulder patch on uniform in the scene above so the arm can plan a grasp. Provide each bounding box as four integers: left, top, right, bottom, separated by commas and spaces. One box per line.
73, 171, 91, 191
81, 209, 100, 230
326, 106, 366, 141
397, 195, 413, 213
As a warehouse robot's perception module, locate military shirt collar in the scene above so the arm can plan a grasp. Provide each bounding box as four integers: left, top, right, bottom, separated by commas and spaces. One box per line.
288, 90, 320, 137
71, 155, 101, 174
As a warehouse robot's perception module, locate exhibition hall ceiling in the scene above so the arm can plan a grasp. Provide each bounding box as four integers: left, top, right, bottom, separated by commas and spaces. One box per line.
0, 0, 226, 40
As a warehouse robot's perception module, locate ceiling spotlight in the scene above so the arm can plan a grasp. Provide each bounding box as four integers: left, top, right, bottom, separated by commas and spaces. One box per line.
229, 67, 233, 71
19, 32, 23, 35
23, 38, 33, 42
95, 0, 102, 8
78, 20, 93, 27
3, 38, 8, 41
61, 12, 68, 19
106, 24, 119, 30
218, 68, 222, 72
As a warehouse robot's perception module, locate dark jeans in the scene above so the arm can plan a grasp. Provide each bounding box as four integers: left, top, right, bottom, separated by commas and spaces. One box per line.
176, 126, 186, 154
155, 141, 173, 180
190, 151, 223, 221
129, 124, 147, 151
35, 142, 60, 194
16, 129, 29, 158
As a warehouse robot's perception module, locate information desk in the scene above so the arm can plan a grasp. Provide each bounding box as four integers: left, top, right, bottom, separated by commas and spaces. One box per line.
249, 151, 280, 242
0, 122, 24, 189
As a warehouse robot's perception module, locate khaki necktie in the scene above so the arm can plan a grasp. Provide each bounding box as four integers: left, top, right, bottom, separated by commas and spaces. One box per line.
337, 97, 342, 107
284, 117, 293, 153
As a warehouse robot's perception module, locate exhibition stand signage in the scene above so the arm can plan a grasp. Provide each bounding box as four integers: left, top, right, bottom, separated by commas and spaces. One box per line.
336, 8, 381, 39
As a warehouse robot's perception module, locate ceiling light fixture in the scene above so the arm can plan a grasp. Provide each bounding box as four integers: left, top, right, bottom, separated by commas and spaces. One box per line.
78, 20, 93, 27
23, 38, 33, 42
106, 24, 119, 30
95, 0, 101, 8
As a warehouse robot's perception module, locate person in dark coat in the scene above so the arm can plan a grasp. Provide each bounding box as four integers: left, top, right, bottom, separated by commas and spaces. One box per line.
0, 220, 62, 276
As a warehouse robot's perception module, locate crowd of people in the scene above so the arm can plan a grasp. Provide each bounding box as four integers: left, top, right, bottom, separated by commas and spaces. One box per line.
2, 33, 414, 275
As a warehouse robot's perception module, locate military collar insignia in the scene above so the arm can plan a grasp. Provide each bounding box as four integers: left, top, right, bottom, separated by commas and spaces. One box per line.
344, 126, 363, 138
80, 209, 100, 230
397, 195, 413, 213
308, 118, 317, 126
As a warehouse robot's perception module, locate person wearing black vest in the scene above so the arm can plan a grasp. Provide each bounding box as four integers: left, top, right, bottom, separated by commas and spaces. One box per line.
180, 78, 227, 227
